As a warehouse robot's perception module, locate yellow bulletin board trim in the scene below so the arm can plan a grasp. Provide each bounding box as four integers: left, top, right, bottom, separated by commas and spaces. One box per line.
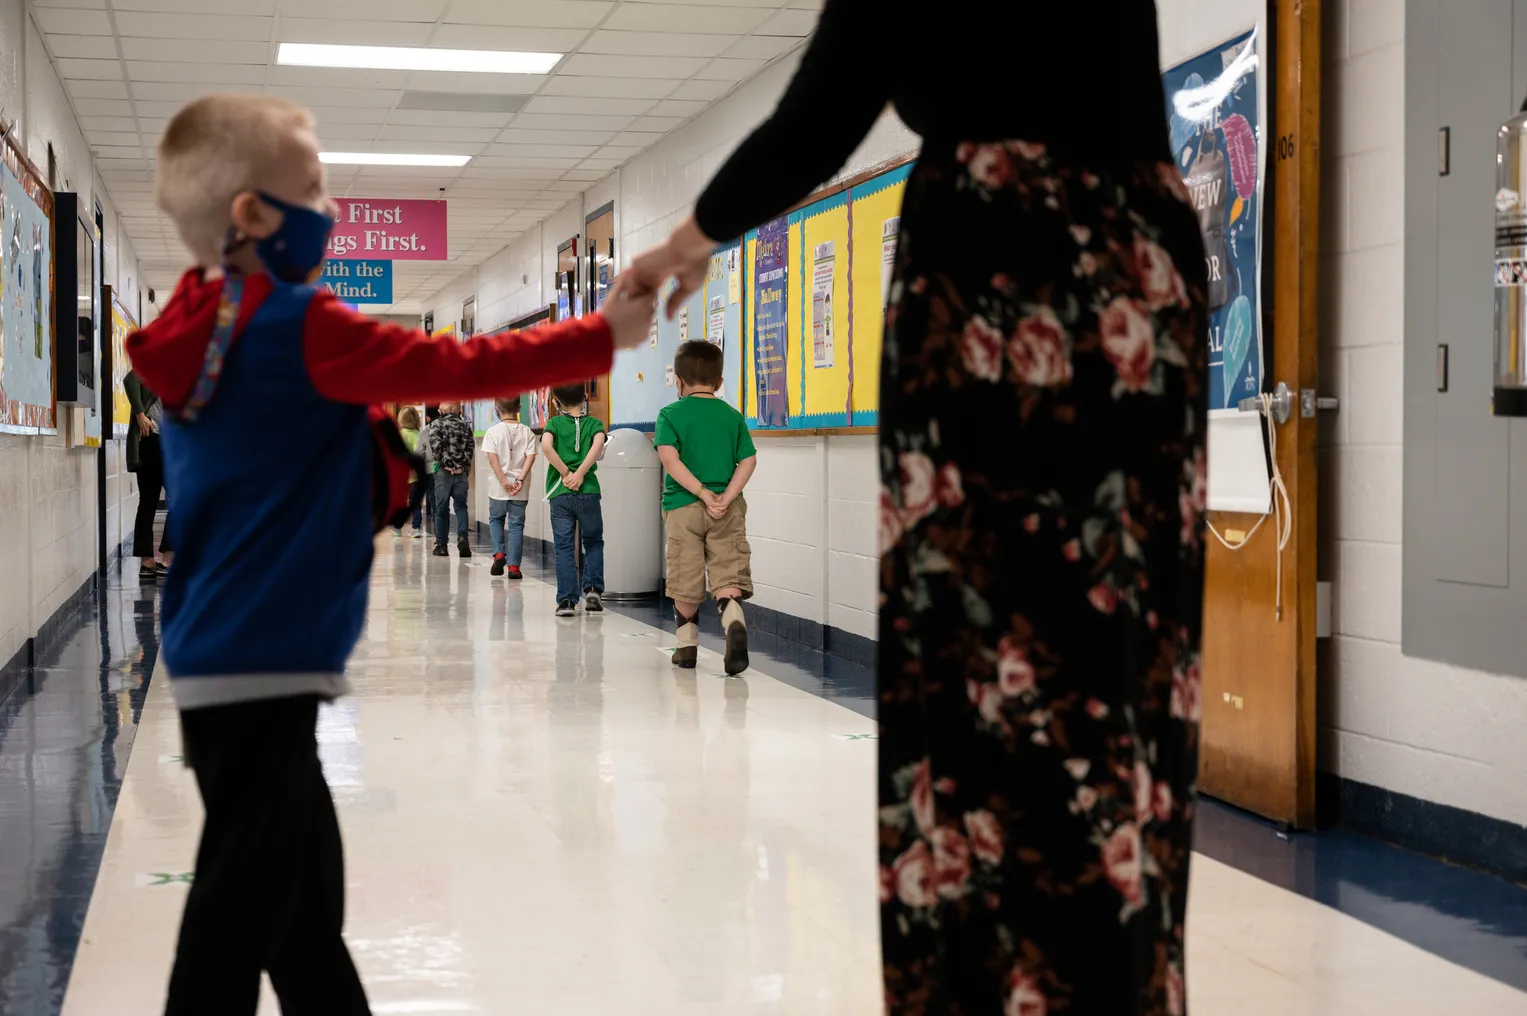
740, 153, 915, 436
109, 292, 136, 439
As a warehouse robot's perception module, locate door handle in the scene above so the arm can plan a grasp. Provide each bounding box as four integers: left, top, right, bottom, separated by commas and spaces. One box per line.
1238, 381, 1294, 424
1300, 389, 1339, 417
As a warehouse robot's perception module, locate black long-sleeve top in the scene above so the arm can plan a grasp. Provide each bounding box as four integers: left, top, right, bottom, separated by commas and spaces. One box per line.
695, 1, 1173, 242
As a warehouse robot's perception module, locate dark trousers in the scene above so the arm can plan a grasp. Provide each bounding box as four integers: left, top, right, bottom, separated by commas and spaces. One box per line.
433, 470, 469, 546
165, 696, 370, 1016
132, 433, 171, 557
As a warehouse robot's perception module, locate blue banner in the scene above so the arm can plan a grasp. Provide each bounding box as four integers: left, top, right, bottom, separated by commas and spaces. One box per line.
753, 215, 790, 428
320, 259, 392, 305
1163, 31, 1261, 412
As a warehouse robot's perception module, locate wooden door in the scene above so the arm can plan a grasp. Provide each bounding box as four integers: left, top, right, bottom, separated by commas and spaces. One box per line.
1198, 0, 1323, 828
585, 204, 615, 427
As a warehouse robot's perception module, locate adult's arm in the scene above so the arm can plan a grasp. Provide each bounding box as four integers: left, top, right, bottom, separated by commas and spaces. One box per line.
694, 0, 893, 242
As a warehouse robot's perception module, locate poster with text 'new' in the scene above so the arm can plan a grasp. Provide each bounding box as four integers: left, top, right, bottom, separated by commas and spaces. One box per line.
1163, 30, 1261, 413
752, 216, 790, 427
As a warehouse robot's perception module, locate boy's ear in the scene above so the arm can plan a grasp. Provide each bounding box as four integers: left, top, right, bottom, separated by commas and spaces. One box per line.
230, 191, 278, 240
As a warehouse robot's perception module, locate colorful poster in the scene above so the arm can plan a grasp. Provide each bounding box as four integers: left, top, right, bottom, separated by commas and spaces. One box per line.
811, 240, 836, 369
726, 246, 741, 305
752, 216, 790, 428
110, 299, 134, 438
1163, 31, 1262, 413
328, 199, 446, 261
881, 216, 900, 310
0, 145, 54, 433
706, 294, 726, 349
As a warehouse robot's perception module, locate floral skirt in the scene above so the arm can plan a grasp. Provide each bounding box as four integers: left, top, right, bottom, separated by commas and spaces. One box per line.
877, 141, 1209, 1015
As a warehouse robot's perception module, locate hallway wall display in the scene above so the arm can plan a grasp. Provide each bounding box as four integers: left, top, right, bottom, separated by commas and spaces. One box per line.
0, 128, 55, 434
110, 295, 135, 439
1162, 28, 1271, 513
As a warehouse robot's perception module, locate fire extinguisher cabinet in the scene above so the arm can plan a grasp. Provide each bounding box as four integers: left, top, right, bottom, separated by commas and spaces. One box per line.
599, 427, 663, 599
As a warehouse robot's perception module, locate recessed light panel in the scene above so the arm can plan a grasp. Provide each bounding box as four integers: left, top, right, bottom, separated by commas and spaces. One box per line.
278, 43, 561, 75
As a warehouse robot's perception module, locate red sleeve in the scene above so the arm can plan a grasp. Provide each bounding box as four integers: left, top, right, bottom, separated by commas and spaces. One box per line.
302, 290, 614, 404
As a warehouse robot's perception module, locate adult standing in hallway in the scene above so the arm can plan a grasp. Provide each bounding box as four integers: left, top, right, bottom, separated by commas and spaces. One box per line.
125, 367, 172, 578
629, 2, 1209, 1013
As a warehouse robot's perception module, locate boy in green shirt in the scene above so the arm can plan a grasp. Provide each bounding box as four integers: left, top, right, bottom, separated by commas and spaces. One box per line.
541, 383, 607, 616
653, 341, 758, 675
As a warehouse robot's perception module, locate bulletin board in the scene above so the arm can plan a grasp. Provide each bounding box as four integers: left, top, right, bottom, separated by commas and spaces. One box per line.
109, 294, 135, 439
0, 122, 56, 434
608, 241, 745, 428
473, 303, 556, 435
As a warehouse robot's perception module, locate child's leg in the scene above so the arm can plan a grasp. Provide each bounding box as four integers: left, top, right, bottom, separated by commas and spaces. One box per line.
506, 500, 528, 566
488, 498, 507, 556
432, 472, 450, 547
706, 498, 753, 675
166, 697, 368, 1016
550, 497, 578, 603
576, 494, 605, 594
665, 505, 707, 668
451, 475, 470, 543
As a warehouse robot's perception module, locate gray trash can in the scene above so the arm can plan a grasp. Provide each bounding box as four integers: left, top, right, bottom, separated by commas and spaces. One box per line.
599, 427, 662, 598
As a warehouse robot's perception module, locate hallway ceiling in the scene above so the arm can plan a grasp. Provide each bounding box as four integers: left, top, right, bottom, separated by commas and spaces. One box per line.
34, 0, 819, 314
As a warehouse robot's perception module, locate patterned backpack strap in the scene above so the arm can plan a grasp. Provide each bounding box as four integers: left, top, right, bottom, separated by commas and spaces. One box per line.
177, 272, 244, 423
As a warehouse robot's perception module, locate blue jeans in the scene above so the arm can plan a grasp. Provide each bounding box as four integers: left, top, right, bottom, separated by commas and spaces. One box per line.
550, 493, 604, 602
433, 471, 469, 545
489, 498, 527, 564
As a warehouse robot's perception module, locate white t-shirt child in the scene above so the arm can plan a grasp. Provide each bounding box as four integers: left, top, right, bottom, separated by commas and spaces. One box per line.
482, 419, 536, 502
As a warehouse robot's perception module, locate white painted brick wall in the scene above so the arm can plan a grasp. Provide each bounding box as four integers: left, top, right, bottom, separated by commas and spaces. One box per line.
1317, 0, 1527, 825
0, 2, 145, 666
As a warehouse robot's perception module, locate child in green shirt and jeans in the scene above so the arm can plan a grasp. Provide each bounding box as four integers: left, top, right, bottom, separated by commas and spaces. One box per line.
653, 341, 758, 675
542, 383, 607, 616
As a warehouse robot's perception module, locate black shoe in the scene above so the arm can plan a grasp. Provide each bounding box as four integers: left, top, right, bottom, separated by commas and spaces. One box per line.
491, 554, 506, 576
432, 544, 449, 557
584, 591, 603, 613
458, 539, 472, 558
555, 600, 577, 617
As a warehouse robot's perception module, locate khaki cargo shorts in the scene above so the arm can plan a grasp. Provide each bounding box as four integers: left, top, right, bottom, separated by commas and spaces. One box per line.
664, 497, 753, 604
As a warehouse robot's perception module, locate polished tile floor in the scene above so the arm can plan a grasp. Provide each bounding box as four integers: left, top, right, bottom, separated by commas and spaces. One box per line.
15, 536, 1527, 1013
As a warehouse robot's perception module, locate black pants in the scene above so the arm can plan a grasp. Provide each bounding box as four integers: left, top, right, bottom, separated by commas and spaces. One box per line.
166, 696, 370, 1016
133, 434, 171, 557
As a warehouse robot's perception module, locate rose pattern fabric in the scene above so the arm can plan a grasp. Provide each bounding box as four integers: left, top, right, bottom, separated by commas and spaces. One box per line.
878, 142, 1207, 1015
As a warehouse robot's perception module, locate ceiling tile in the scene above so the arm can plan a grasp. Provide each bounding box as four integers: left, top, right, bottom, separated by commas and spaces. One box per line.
119, 38, 270, 64
268, 86, 400, 108
377, 125, 502, 143
33, 8, 112, 32
316, 123, 384, 141
33, 0, 108, 9
126, 62, 268, 85
428, 25, 590, 52
610, 131, 663, 149
667, 78, 731, 101
113, 12, 272, 40
133, 82, 237, 102
629, 115, 682, 132
277, 0, 445, 19
546, 180, 591, 192
96, 146, 147, 159
787, 0, 825, 7
115, 0, 276, 13
725, 35, 801, 60
559, 169, 606, 182
556, 54, 705, 79
57, 58, 122, 81
507, 112, 634, 132
402, 71, 546, 95
275, 18, 432, 47
756, 7, 819, 35
79, 115, 130, 132
68, 80, 131, 99
386, 110, 514, 128
469, 156, 580, 170
88, 131, 143, 147
649, 99, 708, 118
524, 95, 654, 116
538, 75, 679, 100
595, 145, 644, 159
603, 4, 772, 34
304, 106, 392, 125
695, 57, 765, 80
267, 67, 409, 90
443, 0, 613, 29
46, 35, 120, 60
495, 128, 616, 146
579, 30, 734, 58
476, 143, 594, 159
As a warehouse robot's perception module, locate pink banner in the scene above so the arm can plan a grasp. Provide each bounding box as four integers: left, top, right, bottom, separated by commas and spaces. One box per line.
328, 198, 447, 260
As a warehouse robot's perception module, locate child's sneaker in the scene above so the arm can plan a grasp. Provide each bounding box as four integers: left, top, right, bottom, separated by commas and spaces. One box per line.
672, 613, 698, 669
506, 565, 523, 580
491, 553, 506, 576
584, 591, 603, 613
719, 598, 749, 676
457, 538, 472, 558
556, 600, 577, 617
432, 544, 449, 557
411, 528, 424, 540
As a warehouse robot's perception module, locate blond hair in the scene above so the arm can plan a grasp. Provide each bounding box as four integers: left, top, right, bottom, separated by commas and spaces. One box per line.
156, 94, 315, 265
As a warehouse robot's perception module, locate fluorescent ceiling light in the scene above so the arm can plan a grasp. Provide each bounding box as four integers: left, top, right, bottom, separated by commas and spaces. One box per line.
320, 153, 472, 167
278, 42, 561, 75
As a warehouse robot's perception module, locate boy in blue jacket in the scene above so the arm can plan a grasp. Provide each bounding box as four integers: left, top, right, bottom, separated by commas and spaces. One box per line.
127, 94, 653, 1015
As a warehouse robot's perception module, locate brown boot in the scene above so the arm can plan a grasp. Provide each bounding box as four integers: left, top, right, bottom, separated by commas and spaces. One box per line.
719, 598, 748, 676
672, 613, 699, 669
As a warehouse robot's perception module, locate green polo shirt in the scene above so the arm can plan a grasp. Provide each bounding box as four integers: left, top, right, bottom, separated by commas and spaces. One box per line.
653, 395, 757, 511
544, 412, 605, 498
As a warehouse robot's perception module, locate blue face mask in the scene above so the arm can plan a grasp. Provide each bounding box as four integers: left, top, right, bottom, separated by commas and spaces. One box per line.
253, 192, 334, 285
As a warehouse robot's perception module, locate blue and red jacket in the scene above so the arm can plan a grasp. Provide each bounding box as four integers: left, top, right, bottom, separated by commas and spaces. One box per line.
127, 270, 613, 709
